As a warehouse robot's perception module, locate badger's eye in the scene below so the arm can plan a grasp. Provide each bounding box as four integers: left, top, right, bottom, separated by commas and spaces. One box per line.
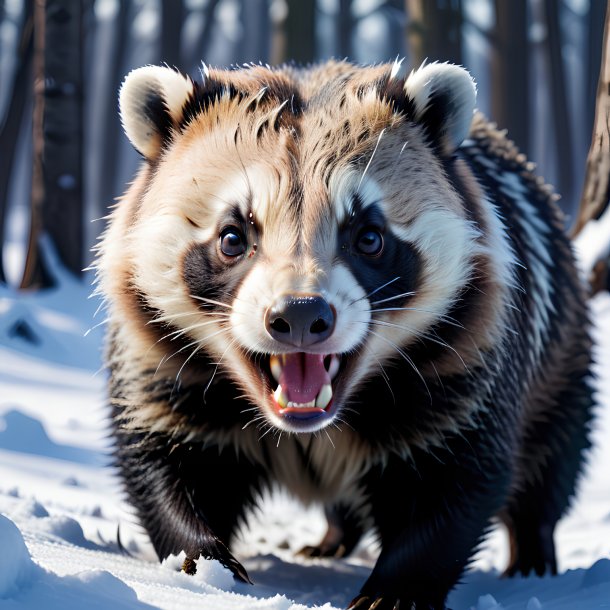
220, 227, 246, 257
355, 228, 384, 256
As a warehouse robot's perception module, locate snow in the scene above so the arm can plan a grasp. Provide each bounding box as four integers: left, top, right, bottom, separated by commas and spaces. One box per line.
1, 249, 610, 608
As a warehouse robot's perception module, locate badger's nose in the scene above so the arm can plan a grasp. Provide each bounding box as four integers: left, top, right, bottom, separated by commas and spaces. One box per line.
265, 294, 336, 347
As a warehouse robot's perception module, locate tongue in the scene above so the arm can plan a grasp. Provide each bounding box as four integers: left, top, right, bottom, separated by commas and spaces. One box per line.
279, 353, 330, 403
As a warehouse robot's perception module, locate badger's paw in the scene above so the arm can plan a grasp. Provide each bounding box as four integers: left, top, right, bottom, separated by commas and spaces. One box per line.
181, 540, 253, 585
298, 542, 349, 558
347, 593, 447, 610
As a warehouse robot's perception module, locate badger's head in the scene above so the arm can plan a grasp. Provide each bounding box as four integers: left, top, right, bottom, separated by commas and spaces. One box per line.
103, 61, 512, 436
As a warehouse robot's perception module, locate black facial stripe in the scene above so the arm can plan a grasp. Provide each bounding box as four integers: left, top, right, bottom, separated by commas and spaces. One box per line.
338, 229, 421, 311
127, 285, 199, 355
182, 241, 248, 311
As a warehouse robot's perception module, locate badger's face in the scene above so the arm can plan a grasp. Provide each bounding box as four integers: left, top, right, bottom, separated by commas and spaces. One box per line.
104, 61, 508, 434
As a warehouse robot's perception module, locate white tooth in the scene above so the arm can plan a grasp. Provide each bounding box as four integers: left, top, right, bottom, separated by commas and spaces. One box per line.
328, 355, 340, 380
315, 384, 333, 409
287, 399, 316, 408
274, 385, 288, 408
270, 355, 282, 382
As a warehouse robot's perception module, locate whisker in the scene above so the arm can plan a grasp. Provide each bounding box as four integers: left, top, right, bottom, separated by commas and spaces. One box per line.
149, 310, 230, 325
348, 276, 401, 306
156, 319, 224, 344
368, 307, 465, 330
367, 329, 431, 404
189, 294, 234, 310
203, 336, 239, 402
157, 327, 230, 377
357, 127, 386, 192
360, 343, 395, 405
365, 319, 469, 373
370, 291, 416, 306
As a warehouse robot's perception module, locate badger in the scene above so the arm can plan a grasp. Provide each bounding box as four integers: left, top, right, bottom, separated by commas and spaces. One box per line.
95, 60, 594, 609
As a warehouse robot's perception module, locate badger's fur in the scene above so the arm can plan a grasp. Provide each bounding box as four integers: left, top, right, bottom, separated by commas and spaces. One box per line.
96, 60, 594, 609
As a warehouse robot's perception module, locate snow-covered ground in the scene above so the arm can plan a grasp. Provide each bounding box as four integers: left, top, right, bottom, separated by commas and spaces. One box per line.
1, 263, 610, 609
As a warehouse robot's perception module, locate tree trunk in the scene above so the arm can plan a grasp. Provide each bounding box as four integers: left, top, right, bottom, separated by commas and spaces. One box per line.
587, 0, 607, 135
97, 0, 129, 221
405, 0, 462, 67
277, 0, 316, 65
572, 0, 610, 237
490, 0, 529, 157
544, 0, 575, 215
161, 0, 184, 68
21, 0, 84, 289
240, 0, 270, 64
0, 0, 34, 284
338, 0, 352, 59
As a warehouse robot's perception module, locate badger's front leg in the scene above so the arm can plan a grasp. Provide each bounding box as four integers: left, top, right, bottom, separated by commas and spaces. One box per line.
350, 430, 512, 610
113, 424, 264, 583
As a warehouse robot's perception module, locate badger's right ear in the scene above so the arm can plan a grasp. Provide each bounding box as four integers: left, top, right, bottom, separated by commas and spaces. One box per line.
119, 65, 194, 160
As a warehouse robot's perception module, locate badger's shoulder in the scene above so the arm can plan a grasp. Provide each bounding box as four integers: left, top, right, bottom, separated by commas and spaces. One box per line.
462, 112, 562, 227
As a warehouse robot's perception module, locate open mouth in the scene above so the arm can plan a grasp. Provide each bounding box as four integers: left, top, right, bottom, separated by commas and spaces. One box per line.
263, 353, 342, 427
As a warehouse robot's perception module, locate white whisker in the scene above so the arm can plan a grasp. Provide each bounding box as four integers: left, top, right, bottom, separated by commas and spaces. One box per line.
189, 294, 234, 310
348, 276, 401, 306
367, 329, 431, 404
357, 127, 386, 192
370, 291, 416, 306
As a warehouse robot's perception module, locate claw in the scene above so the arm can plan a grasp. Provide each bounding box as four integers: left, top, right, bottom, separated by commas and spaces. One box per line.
214, 539, 253, 585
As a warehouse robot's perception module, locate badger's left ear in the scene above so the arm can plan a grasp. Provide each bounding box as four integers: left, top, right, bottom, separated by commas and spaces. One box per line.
119, 65, 195, 160
403, 63, 476, 155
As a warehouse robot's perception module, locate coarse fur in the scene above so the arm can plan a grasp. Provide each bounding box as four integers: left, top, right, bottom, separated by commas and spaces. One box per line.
95, 60, 595, 609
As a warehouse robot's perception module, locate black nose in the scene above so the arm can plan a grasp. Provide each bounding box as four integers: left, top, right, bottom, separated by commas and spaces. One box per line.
265, 294, 336, 347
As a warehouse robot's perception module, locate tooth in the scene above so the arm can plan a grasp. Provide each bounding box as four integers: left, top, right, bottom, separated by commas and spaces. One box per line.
287, 399, 316, 408
328, 355, 340, 380
270, 355, 282, 382
315, 384, 333, 409
274, 385, 288, 408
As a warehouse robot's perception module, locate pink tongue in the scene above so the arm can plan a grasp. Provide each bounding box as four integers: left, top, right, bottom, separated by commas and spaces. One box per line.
279, 353, 330, 403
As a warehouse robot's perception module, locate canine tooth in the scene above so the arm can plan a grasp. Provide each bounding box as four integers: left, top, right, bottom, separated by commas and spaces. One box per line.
328, 355, 340, 379
270, 355, 282, 381
315, 384, 333, 409
274, 385, 288, 408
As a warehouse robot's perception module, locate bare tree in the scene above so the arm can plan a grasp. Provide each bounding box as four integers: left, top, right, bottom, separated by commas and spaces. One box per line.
405, 0, 462, 67
161, 0, 184, 68
573, 1, 610, 236
0, 0, 33, 284
274, 0, 316, 65
96, 0, 130, 224
544, 0, 575, 215
239, 0, 271, 64
490, 0, 529, 157
338, 0, 352, 59
21, 0, 84, 288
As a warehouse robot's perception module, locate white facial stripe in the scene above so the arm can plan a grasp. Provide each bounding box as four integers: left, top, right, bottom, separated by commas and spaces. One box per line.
390, 207, 480, 323
329, 165, 386, 219
322, 263, 371, 353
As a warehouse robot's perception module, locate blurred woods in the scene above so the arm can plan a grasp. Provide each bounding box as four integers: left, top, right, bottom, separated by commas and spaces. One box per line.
0, 0, 609, 289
